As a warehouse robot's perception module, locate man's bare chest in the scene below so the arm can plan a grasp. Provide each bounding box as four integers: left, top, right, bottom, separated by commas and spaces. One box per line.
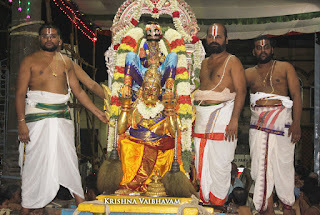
206, 61, 227, 81
32, 59, 66, 77
249, 69, 287, 90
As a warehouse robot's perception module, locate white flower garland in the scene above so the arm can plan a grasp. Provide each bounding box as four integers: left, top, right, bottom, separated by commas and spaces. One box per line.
180, 118, 192, 151
112, 0, 143, 46
136, 99, 164, 119
176, 82, 191, 96
164, 28, 181, 43
177, 54, 187, 68
138, 38, 146, 53
113, 26, 130, 45
111, 82, 123, 97
107, 126, 115, 153
115, 52, 127, 66
190, 40, 203, 89
144, 0, 154, 11
133, 0, 143, 21
171, 0, 192, 42
159, 39, 169, 56
194, 41, 203, 69
128, 28, 144, 41
173, 18, 192, 42
156, 0, 167, 9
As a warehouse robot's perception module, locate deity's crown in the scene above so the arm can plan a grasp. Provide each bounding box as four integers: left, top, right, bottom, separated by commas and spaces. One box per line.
144, 64, 162, 87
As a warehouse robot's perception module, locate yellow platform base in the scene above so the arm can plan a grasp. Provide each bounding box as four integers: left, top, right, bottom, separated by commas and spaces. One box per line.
78, 195, 214, 215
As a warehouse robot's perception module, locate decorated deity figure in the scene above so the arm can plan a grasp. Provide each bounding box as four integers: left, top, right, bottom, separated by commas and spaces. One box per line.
105, 21, 194, 195
123, 21, 177, 95
116, 65, 179, 193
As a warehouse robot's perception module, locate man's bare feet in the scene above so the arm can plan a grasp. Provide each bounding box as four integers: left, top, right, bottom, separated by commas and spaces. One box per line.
20, 207, 29, 215
20, 208, 44, 215
30, 208, 45, 215
74, 193, 84, 206
260, 196, 275, 215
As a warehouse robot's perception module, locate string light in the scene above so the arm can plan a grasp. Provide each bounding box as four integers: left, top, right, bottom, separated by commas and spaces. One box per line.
8, 0, 12, 3
18, 0, 22, 11
26, 1, 30, 19
52, 0, 97, 42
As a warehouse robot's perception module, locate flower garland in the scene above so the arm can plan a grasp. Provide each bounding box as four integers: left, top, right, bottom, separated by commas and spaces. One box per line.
169, 0, 203, 89
171, 0, 192, 42
112, 0, 143, 46
136, 99, 164, 119
107, 27, 145, 153
187, 40, 203, 89
163, 28, 193, 172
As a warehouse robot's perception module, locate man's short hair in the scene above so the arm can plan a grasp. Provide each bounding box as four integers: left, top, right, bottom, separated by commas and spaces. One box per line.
207, 23, 228, 38
38, 23, 61, 36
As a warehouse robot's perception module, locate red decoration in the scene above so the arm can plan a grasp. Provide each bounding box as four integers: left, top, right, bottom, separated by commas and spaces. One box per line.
131, 18, 138, 26
122, 36, 137, 48
111, 96, 121, 106
176, 67, 188, 75
152, 8, 159, 13
191, 36, 200, 44
172, 11, 180, 18
114, 44, 120, 50
115, 66, 125, 74
170, 38, 185, 49
178, 95, 191, 104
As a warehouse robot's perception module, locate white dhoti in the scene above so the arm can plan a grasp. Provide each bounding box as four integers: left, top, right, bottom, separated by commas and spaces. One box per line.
18, 90, 84, 209
249, 93, 295, 212
194, 100, 237, 205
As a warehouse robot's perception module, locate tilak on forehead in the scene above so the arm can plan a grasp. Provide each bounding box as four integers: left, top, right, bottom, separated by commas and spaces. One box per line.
212, 25, 218, 36
256, 39, 269, 48
44, 28, 54, 34
211, 25, 219, 37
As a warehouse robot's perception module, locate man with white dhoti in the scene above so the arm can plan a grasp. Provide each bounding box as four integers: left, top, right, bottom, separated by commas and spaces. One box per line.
16, 24, 107, 215
245, 35, 301, 215
194, 23, 246, 205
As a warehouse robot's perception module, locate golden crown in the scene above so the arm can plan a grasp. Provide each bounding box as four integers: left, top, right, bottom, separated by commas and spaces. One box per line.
144, 64, 162, 86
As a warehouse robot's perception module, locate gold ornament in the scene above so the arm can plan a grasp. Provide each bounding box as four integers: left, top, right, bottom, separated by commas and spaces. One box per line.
145, 170, 167, 197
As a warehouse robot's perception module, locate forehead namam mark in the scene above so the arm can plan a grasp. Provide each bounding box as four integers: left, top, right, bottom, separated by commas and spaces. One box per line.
256, 39, 270, 48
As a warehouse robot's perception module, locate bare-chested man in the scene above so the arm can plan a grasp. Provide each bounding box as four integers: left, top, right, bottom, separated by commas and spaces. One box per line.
15, 24, 107, 215
194, 23, 246, 205
245, 35, 301, 215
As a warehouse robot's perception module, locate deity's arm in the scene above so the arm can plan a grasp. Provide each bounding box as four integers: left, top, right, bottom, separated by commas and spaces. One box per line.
163, 91, 178, 137
117, 84, 132, 134
165, 114, 178, 137
117, 107, 131, 135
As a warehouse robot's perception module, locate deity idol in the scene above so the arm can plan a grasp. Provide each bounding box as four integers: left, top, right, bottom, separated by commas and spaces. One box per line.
116, 65, 179, 193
